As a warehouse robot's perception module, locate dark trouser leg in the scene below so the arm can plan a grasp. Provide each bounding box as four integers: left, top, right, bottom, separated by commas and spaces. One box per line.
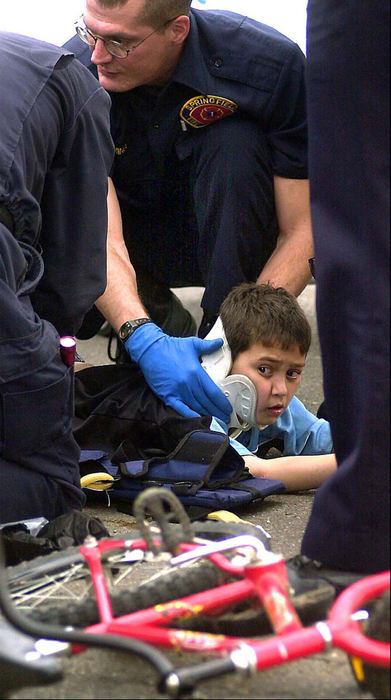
135, 268, 197, 337
121, 116, 277, 334
0, 356, 85, 523
76, 305, 105, 340
302, 0, 390, 573
0, 460, 84, 523
186, 116, 277, 318
0, 231, 85, 522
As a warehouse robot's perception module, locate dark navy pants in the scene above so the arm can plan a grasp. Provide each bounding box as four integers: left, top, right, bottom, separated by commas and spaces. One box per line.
0, 358, 85, 523
122, 115, 278, 318
0, 226, 85, 523
301, 0, 390, 573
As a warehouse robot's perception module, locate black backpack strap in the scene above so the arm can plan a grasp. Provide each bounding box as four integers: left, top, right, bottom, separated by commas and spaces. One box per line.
118, 429, 246, 497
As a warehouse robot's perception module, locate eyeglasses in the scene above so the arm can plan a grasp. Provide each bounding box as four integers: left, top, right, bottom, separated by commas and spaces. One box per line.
75, 16, 177, 59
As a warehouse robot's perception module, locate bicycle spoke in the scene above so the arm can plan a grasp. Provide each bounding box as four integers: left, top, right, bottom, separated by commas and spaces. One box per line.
10, 564, 91, 609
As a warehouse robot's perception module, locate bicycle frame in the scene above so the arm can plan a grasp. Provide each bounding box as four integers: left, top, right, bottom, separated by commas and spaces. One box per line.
72, 534, 390, 692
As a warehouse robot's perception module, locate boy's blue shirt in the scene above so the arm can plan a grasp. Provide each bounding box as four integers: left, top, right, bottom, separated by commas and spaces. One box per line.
210, 395, 333, 457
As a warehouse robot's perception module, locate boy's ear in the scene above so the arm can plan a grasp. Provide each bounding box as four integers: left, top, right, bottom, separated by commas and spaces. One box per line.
169, 15, 190, 44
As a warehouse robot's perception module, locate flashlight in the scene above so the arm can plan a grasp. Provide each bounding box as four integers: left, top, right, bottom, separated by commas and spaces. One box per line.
59, 336, 77, 366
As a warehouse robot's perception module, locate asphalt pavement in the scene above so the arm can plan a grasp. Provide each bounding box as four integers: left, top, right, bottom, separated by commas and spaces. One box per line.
9, 285, 374, 700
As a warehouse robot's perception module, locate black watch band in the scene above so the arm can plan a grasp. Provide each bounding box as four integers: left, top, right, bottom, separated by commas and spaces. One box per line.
118, 318, 152, 343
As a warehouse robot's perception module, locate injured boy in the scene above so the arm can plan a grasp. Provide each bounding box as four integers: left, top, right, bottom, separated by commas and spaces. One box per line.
204, 283, 336, 491
74, 283, 336, 497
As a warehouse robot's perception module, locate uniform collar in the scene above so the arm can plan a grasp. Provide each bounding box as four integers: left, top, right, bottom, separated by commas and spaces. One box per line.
170, 11, 212, 94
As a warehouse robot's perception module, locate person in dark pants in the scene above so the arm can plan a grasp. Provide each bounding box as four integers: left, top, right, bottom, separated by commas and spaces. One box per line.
64, 0, 314, 342
0, 32, 113, 522
287, 0, 389, 589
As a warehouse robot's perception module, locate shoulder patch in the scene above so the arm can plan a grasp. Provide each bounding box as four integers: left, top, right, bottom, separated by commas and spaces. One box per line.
115, 144, 128, 156
180, 95, 238, 129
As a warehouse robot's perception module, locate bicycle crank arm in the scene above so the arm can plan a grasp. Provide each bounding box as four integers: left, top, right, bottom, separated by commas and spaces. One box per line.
161, 643, 256, 698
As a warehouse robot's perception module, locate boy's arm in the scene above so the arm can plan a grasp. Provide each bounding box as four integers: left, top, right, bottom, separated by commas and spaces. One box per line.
211, 412, 336, 491
244, 453, 337, 492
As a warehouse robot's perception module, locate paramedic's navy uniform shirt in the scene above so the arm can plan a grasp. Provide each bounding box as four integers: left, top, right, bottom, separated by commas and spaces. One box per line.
0, 31, 113, 340
66, 9, 307, 195
65, 10, 307, 310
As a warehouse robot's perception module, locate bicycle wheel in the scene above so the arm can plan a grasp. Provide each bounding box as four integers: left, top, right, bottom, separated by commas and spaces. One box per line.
7, 521, 265, 628
350, 589, 390, 700
7, 532, 143, 624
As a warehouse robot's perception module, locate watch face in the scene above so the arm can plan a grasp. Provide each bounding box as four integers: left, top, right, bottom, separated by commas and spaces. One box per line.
119, 322, 132, 340
119, 318, 150, 342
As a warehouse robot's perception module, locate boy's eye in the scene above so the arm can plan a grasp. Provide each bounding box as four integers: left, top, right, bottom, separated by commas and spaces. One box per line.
287, 369, 302, 379
258, 365, 272, 376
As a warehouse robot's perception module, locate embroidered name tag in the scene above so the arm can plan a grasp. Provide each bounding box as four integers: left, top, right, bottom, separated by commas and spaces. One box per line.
180, 95, 238, 128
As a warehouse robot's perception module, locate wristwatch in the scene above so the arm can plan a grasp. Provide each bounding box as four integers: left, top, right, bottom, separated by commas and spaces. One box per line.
118, 318, 152, 343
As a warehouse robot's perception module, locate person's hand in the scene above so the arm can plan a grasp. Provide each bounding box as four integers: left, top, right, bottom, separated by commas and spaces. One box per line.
125, 322, 232, 422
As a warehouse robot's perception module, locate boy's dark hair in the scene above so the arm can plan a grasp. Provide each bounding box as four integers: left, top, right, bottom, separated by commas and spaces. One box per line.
220, 283, 312, 361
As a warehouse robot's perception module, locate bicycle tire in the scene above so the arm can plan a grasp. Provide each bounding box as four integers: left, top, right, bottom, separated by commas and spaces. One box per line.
7, 521, 266, 628
350, 589, 390, 700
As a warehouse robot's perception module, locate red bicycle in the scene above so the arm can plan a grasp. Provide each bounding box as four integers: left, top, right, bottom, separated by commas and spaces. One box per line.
1, 490, 390, 699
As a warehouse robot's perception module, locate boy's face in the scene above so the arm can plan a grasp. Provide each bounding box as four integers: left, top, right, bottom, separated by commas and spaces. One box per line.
230, 341, 306, 427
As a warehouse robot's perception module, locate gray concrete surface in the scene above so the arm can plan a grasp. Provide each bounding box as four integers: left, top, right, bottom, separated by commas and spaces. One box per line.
9, 285, 374, 700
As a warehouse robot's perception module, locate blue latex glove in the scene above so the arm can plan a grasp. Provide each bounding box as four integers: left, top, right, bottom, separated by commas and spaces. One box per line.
125, 322, 232, 422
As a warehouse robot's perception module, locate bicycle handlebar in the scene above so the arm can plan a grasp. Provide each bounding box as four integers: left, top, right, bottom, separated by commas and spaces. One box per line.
329, 571, 390, 665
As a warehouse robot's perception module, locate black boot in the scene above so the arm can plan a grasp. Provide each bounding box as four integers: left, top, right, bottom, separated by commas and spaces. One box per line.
285, 553, 365, 598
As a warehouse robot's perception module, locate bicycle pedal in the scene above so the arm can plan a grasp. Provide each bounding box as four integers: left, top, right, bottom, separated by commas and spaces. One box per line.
133, 488, 194, 555
171, 534, 270, 567
207, 511, 272, 546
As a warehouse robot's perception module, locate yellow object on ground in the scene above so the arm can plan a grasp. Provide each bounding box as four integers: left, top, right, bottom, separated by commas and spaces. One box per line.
80, 473, 114, 491
207, 510, 250, 524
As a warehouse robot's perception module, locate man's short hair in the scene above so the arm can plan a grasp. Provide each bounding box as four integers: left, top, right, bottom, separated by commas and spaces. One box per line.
96, 0, 192, 26
220, 283, 312, 361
